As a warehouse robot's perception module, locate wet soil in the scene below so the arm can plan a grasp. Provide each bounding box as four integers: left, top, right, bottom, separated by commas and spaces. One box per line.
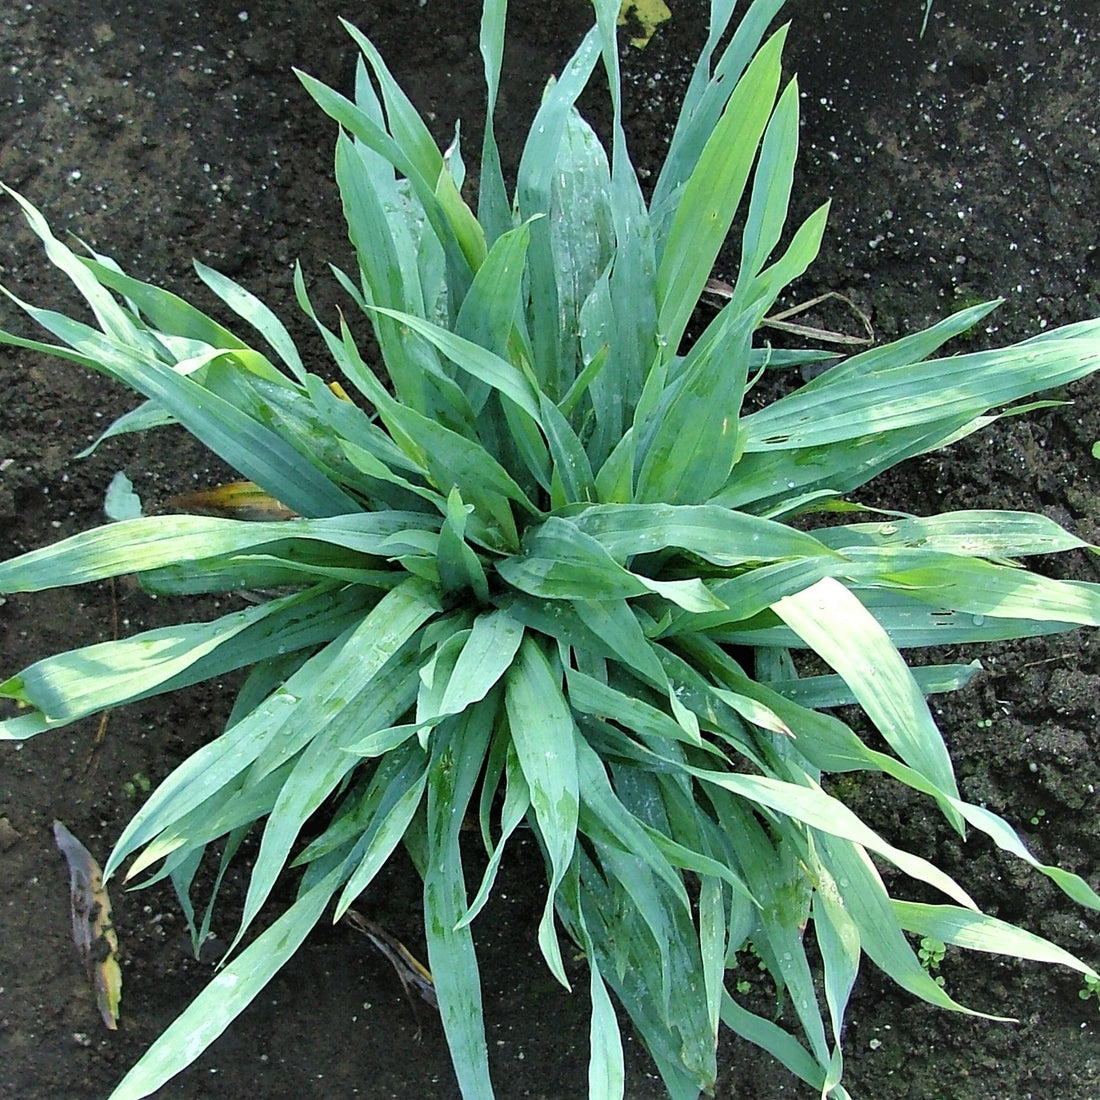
1, 1, 1099, 1098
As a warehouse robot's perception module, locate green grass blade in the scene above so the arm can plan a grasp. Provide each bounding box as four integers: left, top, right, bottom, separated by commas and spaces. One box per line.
815, 834, 1003, 1018
3, 186, 144, 347
333, 751, 429, 919
586, 950, 625, 1100
576, 735, 691, 911
635, 307, 754, 504
769, 660, 982, 710
798, 299, 1000, 393
738, 200, 830, 324
296, 68, 471, 284
104, 577, 439, 879
721, 993, 827, 1091
455, 219, 535, 368
232, 630, 423, 947
458, 740, 531, 928
680, 762, 977, 909
424, 708, 496, 1100
655, 27, 785, 358
106, 867, 343, 1100
371, 305, 542, 423
76, 399, 176, 457
736, 78, 800, 291
438, 608, 525, 716
590, 0, 658, 416
497, 517, 722, 611
538, 390, 597, 505
549, 107, 614, 390
651, 0, 786, 221
810, 857, 861, 1086
78, 255, 249, 353
505, 635, 579, 987
844, 547, 1100, 628
477, 0, 511, 241
3, 288, 356, 516
893, 901, 1099, 980
339, 19, 444, 196
516, 26, 602, 393
191, 261, 306, 383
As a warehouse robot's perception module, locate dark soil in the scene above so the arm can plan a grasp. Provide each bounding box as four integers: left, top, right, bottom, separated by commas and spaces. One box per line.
2, 1, 1099, 1098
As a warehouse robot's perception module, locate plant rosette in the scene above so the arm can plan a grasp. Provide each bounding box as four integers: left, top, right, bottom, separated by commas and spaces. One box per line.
3, 2, 1100, 1098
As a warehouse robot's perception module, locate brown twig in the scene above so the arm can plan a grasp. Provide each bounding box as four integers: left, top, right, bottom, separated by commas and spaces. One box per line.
85, 576, 118, 774
704, 281, 875, 347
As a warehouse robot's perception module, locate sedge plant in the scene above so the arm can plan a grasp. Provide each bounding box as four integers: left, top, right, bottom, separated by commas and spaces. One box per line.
3, 1, 1100, 1097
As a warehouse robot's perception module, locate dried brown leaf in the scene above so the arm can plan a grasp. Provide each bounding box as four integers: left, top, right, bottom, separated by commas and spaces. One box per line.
53, 820, 122, 1029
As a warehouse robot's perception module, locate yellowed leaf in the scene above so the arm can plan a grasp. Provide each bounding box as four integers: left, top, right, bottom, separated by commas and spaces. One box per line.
53, 820, 122, 1029
617, 0, 672, 48
165, 479, 298, 521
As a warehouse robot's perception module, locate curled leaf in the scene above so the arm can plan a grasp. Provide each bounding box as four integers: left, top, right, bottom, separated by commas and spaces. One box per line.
54, 820, 122, 1029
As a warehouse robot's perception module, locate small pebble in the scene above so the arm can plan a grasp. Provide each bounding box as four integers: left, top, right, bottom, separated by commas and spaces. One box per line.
0, 816, 21, 851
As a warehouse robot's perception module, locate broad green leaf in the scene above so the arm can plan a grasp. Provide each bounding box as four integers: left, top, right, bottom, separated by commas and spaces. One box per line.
498, 516, 724, 612
809, 853, 861, 1092
0, 511, 431, 594
549, 107, 614, 385
438, 488, 491, 601
769, 660, 982, 710
538, 390, 597, 506
438, 608, 525, 716
0, 586, 362, 726
741, 334, 1100, 452
454, 219, 535, 369
798, 299, 1000, 393
843, 547, 1100, 628
813, 509, 1092, 558
772, 576, 962, 814
568, 501, 838, 566
76, 253, 252, 365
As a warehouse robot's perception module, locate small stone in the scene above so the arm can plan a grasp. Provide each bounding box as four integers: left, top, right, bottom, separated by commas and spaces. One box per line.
0, 816, 21, 851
